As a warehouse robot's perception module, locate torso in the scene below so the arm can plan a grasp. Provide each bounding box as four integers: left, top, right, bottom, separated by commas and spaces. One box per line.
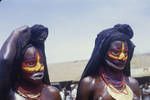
9, 85, 60, 100
88, 76, 140, 100
10, 86, 43, 100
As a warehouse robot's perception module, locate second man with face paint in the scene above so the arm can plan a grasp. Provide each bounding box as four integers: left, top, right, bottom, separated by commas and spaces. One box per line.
0, 25, 61, 100
76, 24, 141, 100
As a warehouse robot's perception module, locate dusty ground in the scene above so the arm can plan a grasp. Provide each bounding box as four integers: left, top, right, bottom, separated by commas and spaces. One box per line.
48, 54, 150, 82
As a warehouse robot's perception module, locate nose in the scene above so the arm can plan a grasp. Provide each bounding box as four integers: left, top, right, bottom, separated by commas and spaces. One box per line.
118, 52, 127, 61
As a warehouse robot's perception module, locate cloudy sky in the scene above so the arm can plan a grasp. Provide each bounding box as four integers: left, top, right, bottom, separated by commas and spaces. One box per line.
0, 0, 150, 63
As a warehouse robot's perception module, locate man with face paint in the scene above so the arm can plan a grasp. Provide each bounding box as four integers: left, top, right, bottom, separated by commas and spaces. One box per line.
0, 25, 61, 100
76, 24, 141, 100
105, 41, 128, 70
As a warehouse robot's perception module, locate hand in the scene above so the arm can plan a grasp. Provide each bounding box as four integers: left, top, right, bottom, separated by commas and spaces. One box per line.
30, 24, 48, 43
0, 25, 31, 99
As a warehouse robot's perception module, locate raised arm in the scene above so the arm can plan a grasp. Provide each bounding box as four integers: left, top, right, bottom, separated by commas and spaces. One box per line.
0, 26, 31, 99
30, 24, 50, 85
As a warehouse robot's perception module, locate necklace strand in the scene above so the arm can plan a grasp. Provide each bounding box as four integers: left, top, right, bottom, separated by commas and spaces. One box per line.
17, 86, 41, 99
101, 73, 128, 95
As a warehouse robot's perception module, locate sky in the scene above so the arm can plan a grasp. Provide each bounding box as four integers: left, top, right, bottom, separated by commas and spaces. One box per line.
0, 0, 150, 63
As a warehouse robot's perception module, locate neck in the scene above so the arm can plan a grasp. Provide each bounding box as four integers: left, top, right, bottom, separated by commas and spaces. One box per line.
16, 80, 43, 94
102, 66, 124, 81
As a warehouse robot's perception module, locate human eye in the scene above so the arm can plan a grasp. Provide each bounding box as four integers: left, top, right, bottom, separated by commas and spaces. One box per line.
26, 60, 36, 67
111, 51, 120, 56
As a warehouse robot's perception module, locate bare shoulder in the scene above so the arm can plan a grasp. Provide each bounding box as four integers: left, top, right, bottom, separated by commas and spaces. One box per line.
127, 77, 139, 88
80, 76, 95, 90
81, 76, 95, 84
127, 77, 141, 97
40, 85, 61, 100
77, 76, 96, 100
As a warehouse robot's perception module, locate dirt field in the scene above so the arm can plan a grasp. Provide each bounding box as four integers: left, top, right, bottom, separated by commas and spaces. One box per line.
48, 54, 150, 82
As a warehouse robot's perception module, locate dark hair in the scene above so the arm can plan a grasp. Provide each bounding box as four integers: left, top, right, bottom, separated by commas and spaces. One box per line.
12, 25, 50, 90
76, 24, 135, 100
81, 24, 135, 79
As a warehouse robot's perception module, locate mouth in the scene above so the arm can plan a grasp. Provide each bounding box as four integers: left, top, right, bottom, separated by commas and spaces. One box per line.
30, 72, 44, 80
105, 59, 125, 70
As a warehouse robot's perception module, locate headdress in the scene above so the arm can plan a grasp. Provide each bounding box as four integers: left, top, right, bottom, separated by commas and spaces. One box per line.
81, 24, 135, 79
0, 25, 50, 99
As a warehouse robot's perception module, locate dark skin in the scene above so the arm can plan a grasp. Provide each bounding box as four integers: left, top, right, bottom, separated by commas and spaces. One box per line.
15, 46, 61, 100
79, 76, 140, 100
40, 86, 61, 100
0, 26, 31, 99
0, 25, 58, 99
78, 41, 141, 100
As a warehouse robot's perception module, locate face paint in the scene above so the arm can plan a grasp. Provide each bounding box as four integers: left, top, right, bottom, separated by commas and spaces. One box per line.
107, 42, 128, 61
21, 47, 45, 83
106, 41, 128, 70
22, 52, 44, 73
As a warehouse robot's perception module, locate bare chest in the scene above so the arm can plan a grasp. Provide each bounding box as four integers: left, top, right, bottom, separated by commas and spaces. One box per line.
93, 85, 114, 100
93, 82, 138, 100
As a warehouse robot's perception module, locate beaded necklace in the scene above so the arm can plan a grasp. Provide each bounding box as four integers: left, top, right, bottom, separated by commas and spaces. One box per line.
16, 85, 41, 99
101, 73, 133, 100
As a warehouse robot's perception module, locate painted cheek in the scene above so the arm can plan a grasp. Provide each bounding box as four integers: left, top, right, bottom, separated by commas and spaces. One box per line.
108, 53, 119, 60
34, 62, 44, 72
22, 51, 45, 73
22, 63, 44, 73
108, 52, 128, 61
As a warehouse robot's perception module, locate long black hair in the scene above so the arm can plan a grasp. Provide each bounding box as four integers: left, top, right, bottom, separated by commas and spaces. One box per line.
0, 25, 50, 99
76, 24, 135, 100
81, 24, 135, 79
14, 24, 50, 85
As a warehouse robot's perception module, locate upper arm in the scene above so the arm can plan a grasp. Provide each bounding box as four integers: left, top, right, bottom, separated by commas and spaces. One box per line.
40, 86, 61, 100
76, 76, 95, 100
0, 26, 30, 98
128, 77, 141, 99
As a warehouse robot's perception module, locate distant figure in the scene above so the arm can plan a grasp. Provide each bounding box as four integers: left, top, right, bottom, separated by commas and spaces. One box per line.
0, 25, 61, 100
60, 88, 65, 100
143, 67, 149, 72
71, 84, 78, 100
142, 83, 150, 100
76, 24, 141, 100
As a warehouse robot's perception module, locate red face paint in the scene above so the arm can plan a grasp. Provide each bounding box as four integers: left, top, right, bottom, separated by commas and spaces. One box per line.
21, 46, 44, 84
106, 41, 128, 70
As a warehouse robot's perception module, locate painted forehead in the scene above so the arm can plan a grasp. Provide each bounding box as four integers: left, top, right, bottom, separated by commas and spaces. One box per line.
109, 40, 128, 51
23, 46, 42, 60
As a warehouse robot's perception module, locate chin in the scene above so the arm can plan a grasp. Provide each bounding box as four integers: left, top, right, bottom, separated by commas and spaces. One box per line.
106, 59, 125, 70
32, 79, 43, 85
27, 72, 44, 85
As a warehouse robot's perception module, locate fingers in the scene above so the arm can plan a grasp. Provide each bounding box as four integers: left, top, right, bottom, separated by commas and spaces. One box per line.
30, 24, 48, 43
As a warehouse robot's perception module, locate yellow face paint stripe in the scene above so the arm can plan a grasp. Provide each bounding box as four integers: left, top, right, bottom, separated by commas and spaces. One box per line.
108, 42, 128, 60
118, 43, 125, 60
22, 52, 44, 72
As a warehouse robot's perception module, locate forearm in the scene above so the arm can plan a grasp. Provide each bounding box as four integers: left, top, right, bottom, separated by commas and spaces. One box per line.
0, 26, 30, 98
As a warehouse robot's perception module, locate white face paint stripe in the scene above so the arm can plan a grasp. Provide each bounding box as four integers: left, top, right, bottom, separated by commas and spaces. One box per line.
30, 72, 44, 80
